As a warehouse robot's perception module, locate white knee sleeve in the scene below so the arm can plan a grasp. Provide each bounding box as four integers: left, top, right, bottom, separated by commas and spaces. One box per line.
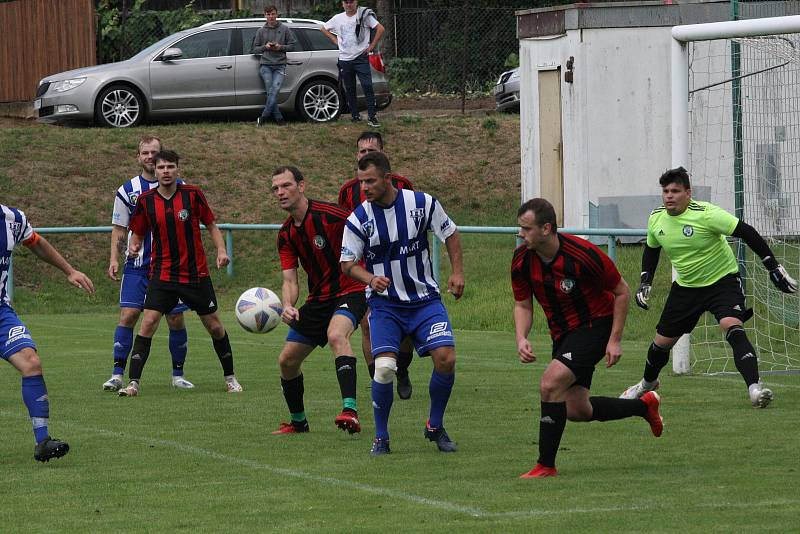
373, 356, 397, 384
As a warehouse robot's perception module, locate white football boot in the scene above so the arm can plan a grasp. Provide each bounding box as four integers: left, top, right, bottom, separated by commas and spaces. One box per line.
619, 379, 659, 400
102, 375, 125, 392
171, 376, 195, 389
225, 376, 243, 393
749, 382, 773, 408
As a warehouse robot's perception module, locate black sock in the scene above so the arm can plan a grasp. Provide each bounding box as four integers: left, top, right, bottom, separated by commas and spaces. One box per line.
727, 326, 760, 386
281, 374, 305, 415
335, 356, 358, 401
589, 396, 647, 421
537, 401, 567, 468
643, 342, 671, 382
368, 363, 375, 380
396, 351, 412, 377
128, 335, 152, 381
212, 332, 234, 376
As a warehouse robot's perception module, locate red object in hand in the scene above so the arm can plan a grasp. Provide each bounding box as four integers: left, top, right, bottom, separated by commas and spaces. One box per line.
369, 52, 385, 73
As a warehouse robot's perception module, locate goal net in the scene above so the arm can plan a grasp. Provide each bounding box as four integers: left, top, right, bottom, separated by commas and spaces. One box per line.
675, 16, 800, 374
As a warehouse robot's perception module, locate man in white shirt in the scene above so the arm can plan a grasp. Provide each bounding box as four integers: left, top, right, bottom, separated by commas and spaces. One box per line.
322, 0, 384, 127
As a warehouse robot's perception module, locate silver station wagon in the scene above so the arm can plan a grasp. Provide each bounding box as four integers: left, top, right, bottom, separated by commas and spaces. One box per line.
34, 18, 392, 127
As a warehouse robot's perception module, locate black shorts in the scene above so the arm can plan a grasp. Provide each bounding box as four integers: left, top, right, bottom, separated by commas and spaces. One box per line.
144, 277, 218, 316
551, 317, 613, 390
656, 273, 750, 338
287, 292, 367, 348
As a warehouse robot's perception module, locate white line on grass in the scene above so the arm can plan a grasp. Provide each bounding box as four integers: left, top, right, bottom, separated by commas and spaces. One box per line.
3, 411, 799, 519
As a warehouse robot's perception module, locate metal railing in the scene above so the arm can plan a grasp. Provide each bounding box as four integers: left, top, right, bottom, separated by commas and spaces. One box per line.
5, 225, 646, 302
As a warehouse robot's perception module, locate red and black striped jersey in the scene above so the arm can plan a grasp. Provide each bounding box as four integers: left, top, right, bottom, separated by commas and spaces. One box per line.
337, 172, 414, 212
129, 184, 215, 283
511, 233, 621, 342
277, 199, 362, 302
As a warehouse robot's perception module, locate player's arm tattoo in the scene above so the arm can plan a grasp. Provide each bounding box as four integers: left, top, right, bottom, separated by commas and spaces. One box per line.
116, 234, 127, 256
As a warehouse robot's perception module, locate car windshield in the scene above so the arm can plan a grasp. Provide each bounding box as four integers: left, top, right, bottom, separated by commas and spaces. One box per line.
127, 32, 191, 61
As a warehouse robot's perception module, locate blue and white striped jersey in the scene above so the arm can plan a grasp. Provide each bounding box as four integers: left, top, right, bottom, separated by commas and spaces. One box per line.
1, 205, 34, 305
112, 175, 182, 274
341, 189, 457, 303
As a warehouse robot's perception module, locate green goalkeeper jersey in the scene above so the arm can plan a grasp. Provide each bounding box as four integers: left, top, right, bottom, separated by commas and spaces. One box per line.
646, 200, 739, 288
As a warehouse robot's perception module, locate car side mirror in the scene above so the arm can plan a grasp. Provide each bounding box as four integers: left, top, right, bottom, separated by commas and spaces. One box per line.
160, 48, 183, 61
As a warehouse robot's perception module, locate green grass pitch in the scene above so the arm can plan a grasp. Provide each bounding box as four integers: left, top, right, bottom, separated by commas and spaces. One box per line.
1, 312, 799, 532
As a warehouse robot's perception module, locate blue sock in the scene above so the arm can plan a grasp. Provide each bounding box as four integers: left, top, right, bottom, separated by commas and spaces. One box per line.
371, 380, 394, 440
428, 370, 455, 429
22, 375, 50, 444
169, 328, 188, 377
113, 325, 133, 375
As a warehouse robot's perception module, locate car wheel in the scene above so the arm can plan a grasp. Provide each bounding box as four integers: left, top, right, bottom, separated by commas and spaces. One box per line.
95, 84, 144, 128
298, 79, 341, 123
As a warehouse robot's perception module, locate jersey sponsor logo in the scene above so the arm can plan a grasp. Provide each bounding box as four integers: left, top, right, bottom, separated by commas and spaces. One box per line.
440, 219, 451, 232
7, 221, 21, 234
361, 220, 375, 238
409, 208, 425, 227
128, 192, 139, 205
426, 321, 452, 342
178, 209, 189, 221
5, 325, 32, 347
399, 240, 420, 255
559, 279, 575, 294
682, 225, 694, 237
313, 234, 327, 249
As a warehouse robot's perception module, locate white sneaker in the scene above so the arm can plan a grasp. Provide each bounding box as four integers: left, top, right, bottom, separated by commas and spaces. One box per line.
749, 383, 773, 408
103, 375, 125, 392
171, 376, 195, 389
619, 379, 659, 400
118, 381, 140, 397
225, 376, 243, 393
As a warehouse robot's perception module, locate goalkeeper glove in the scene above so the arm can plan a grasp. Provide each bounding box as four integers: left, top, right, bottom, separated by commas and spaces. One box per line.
763, 256, 798, 294
635, 272, 652, 310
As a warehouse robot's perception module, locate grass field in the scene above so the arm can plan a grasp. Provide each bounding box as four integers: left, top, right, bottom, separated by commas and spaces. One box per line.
2, 312, 799, 532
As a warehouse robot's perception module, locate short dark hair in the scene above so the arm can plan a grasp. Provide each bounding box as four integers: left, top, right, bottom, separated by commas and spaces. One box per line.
358, 151, 391, 175
272, 165, 304, 183
154, 149, 179, 166
357, 131, 383, 150
659, 166, 691, 189
264, 5, 278, 13
518, 198, 558, 231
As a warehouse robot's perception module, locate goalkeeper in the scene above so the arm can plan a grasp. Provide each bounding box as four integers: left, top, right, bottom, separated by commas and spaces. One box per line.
621, 166, 797, 408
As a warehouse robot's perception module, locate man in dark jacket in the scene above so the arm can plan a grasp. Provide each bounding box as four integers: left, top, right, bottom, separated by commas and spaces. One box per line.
251, 6, 297, 126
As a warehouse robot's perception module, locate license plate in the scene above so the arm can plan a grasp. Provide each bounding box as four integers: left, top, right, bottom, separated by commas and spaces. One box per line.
33, 99, 41, 110
492, 84, 505, 96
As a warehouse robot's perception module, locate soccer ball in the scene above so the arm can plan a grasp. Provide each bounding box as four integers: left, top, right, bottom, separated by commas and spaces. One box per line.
235, 287, 282, 334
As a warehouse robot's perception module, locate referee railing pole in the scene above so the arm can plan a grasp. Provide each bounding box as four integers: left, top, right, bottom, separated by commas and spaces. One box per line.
226, 230, 234, 277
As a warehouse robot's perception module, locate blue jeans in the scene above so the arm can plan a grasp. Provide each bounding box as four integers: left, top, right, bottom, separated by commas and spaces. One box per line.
338, 53, 375, 120
259, 64, 285, 120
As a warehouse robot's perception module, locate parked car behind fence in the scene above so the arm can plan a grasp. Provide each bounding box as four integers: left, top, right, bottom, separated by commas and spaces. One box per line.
493, 67, 519, 113
34, 18, 391, 127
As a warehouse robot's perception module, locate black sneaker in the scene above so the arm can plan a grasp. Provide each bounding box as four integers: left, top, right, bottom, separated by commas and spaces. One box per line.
424, 421, 457, 452
367, 117, 381, 128
396, 369, 412, 400
257, 117, 267, 127
351, 115, 362, 123
34, 436, 70, 462
370, 437, 390, 456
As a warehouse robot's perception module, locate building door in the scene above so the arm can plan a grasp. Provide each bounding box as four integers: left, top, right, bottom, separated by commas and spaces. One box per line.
538, 68, 564, 225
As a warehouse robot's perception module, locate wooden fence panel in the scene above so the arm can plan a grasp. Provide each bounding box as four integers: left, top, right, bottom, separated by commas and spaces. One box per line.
0, 0, 96, 103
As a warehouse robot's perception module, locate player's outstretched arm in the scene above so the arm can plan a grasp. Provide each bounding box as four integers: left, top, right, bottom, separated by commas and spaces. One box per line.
731, 221, 798, 293
108, 224, 127, 281
280, 268, 301, 324
513, 298, 535, 363
606, 278, 630, 368
26, 234, 95, 293
444, 231, 464, 299
635, 245, 661, 310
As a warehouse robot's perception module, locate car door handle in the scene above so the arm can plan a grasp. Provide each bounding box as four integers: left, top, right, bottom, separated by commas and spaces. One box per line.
287, 61, 303, 65
216, 64, 233, 70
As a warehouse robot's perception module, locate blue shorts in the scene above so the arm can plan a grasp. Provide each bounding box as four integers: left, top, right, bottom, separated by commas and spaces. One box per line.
120, 271, 188, 314
0, 304, 36, 360
368, 297, 455, 357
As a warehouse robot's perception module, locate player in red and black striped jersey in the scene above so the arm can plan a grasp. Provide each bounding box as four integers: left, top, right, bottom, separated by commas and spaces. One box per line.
511, 198, 663, 478
271, 166, 368, 435
337, 131, 415, 400
120, 150, 243, 397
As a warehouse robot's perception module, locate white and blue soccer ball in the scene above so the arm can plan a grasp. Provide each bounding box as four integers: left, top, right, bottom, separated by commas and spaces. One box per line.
235, 287, 282, 334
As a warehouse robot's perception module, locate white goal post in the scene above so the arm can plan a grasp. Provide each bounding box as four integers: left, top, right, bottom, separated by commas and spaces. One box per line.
671, 15, 800, 374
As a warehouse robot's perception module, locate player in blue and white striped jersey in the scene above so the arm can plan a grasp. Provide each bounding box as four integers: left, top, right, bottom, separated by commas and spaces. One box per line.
341, 152, 464, 456
103, 135, 192, 392
1, 204, 94, 461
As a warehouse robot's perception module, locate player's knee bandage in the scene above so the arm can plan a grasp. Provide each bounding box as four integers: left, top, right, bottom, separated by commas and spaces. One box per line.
373, 357, 397, 384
